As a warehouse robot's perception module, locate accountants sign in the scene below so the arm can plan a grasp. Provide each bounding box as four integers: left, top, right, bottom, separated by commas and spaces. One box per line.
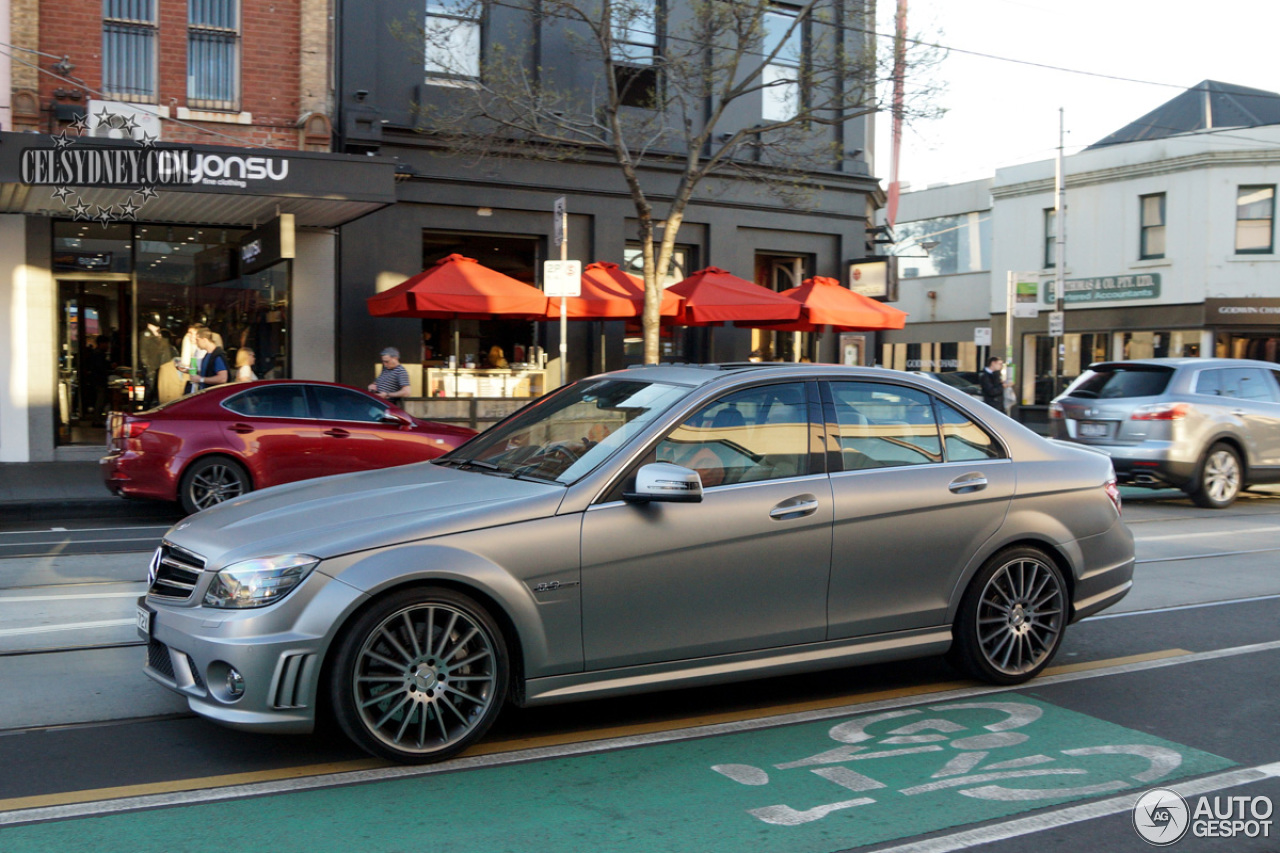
1043, 273, 1161, 305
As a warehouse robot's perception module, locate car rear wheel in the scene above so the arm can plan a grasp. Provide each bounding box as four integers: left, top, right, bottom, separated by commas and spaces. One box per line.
330, 587, 509, 764
950, 547, 1067, 684
1189, 443, 1241, 509
178, 456, 250, 514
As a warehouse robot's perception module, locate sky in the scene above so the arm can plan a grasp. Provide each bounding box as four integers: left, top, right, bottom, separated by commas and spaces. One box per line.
874, 0, 1278, 191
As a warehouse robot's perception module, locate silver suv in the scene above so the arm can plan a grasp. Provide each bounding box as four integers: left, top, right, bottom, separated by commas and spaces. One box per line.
1050, 358, 1280, 508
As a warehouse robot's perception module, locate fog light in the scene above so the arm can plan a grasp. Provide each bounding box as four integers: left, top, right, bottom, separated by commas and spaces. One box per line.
227, 668, 245, 698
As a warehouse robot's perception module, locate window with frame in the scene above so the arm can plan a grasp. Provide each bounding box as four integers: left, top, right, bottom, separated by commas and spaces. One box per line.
1140, 193, 1166, 259
188, 0, 240, 110
425, 0, 483, 82
103, 0, 158, 102
1236, 185, 1275, 254
761, 4, 804, 121
1043, 208, 1057, 269
893, 212, 991, 278
829, 382, 942, 469
611, 0, 660, 108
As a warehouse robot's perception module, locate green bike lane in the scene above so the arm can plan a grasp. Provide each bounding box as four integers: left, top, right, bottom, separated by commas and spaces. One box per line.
4, 641, 1277, 853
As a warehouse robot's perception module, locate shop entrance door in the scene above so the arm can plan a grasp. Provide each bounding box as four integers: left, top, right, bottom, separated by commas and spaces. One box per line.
57, 279, 132, 446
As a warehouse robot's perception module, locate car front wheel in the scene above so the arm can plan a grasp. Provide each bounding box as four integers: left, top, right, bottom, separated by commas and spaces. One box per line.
1189, 443, 1241, 509
950, 547, 1067, 684
330, 587, 509, 764
178, 456, 250, 514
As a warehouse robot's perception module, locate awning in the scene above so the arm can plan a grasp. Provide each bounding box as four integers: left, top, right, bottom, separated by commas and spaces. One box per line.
0, 132, 398, 228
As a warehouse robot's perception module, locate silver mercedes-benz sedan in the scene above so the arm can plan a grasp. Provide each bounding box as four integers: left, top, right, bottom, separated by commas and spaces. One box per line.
138, 364, 1134, 763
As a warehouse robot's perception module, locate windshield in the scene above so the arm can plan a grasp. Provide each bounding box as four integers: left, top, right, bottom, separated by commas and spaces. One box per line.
437, 378, 688, 484
1064, 365, 1174, 399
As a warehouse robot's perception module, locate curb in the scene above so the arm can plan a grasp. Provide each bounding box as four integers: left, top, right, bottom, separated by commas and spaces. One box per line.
0, 499, 184, 523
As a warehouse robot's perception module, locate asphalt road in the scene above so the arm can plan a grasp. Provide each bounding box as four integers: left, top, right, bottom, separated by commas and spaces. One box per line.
0, 490, 1278, 852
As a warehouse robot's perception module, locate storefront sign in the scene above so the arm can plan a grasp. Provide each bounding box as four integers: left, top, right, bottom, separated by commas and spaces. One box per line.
238, 214, 296, 276
1043, 273, 1161, 304
1010, 271, 1039, 318
848, 258, 896, 300
1204, 298, 1280, 325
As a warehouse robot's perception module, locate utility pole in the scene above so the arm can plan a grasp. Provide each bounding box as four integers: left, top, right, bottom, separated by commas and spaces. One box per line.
1053, 108, 1066, 396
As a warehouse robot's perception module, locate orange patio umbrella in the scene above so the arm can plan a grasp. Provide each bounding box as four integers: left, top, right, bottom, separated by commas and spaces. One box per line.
544, 261, 683, 319
668, 267, 802, 325
367, 254, 549, 320
742, 275, 907, 331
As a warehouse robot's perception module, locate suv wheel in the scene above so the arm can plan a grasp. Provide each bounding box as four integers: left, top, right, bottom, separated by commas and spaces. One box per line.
1189, 443, 1241, 509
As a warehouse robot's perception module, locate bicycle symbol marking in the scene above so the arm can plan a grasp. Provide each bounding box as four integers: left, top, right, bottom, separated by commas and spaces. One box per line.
711, 701, 1183, 826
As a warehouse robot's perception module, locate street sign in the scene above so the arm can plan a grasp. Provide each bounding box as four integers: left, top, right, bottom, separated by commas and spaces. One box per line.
543, 260, 581, 297
1049, 310, 1065, 337
974, 327, 992, 346
1010, 271, 1040, 319
553, 197, 566, 247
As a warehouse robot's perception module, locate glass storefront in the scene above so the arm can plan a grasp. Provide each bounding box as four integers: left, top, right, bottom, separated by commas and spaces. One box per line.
1020, 330, 1203, 406
881, 341, 981, 373
55, 221, 291, 445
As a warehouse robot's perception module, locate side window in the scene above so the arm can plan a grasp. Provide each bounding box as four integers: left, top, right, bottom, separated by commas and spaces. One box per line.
1223, 368, 1276, 402
310, 386, 387, 423
1194, 369, 1223, 396
936, 401, 1004, 461
653, 383, 810, 487
829, 382, 942, 469
223, 384, 308, 418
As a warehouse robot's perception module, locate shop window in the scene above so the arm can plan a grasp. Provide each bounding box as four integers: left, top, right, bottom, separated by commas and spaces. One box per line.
425, 0, 483, 83
761, 4, 804, 121
188, 0, 240, 111
1236, 185, 1275, 254
103, 0, 158, 102
1043, 208, 1057, 269
1120, 330, 1198, 360
894, 211, 990, 279
1025, 332, 1111, 406
612, 0, 660, 108
1140, 193, 1165, 259
750, 254, 808, 362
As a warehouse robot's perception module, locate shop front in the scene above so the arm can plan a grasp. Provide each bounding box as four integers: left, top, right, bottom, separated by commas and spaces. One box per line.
0, 132, 397, 461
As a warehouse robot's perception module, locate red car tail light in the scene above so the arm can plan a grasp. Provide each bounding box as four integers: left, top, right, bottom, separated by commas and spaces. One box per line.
124, 420, 151, 439
1105, 475, 1122, 516
1049, 402, 1064, 419
1130, 402, 1190, 421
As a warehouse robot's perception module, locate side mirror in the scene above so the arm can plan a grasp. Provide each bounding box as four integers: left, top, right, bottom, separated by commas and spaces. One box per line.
380, 413, 411, 426
624, 462, 703, 503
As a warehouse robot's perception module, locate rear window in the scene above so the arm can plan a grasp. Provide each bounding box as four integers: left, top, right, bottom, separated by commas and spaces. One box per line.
1064, 365, 1174, 399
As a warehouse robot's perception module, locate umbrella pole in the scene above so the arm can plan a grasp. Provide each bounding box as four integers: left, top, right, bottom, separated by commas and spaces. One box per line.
453, 323, 461, 397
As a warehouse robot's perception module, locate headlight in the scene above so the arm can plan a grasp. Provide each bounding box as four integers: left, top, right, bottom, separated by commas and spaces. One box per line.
203, 554, 320, 609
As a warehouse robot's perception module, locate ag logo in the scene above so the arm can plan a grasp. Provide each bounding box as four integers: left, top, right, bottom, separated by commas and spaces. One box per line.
1134, 787, 1190, 845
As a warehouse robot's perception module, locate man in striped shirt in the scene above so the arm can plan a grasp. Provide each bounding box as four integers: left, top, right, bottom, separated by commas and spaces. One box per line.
369, 347, 411, 400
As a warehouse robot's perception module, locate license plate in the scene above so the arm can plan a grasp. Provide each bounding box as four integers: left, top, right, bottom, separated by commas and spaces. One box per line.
137, 605, 153, 639
1079, 421, 1108, 437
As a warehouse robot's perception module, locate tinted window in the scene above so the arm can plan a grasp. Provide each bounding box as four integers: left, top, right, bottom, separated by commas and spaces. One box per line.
1194, 369, 1223, 396
937, 401, 1003, 461
309, 386, 387, 423
830, 382, 942, 469
1222, 368, 1276, 402
223, 384, 309, 418
654, 383, 810, 487
1065, 366, 1173, 399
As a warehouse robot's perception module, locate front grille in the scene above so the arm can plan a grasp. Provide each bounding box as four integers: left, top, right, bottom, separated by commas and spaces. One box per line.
148, 542, 206, 600
148, 639, 175, 679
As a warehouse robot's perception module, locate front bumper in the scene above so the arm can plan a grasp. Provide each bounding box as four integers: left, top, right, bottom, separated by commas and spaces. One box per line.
139, 570, 366, 733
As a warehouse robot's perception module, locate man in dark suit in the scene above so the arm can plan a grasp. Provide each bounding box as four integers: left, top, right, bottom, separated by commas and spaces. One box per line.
980, 356, 1010, 411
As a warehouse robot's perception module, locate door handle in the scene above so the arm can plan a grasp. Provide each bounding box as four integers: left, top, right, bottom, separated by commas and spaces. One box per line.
228, 423, 254, 434
949, 473, 988, 494
324, 428, 351, 438
1232, 410, 1247, 417
770, 496, 819, 520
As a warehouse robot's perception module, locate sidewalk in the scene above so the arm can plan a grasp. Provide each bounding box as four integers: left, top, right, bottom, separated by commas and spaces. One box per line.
0, 460, 123, 516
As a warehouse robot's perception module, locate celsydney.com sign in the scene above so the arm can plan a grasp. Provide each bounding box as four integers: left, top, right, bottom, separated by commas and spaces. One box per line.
21, 147, 195, 187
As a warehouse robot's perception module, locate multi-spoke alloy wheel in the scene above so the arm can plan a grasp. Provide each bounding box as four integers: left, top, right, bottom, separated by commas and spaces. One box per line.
951, 547, 1067, 684
1190, 443, 1241, 509
179, 457, 250, 514
332, 588, 508, 763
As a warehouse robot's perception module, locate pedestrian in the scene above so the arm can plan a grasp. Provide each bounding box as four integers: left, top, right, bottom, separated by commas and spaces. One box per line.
187, 329, 230, 393
234, 347, 257, 382
980, 356, 1012, 411
370, 347, 411, 400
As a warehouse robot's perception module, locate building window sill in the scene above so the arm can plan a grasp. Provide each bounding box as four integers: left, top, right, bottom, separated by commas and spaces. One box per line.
176, 107, 253, 124
1132, 258, 1171, 268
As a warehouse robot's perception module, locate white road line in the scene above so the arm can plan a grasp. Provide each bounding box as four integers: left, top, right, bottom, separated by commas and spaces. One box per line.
0, 526, 170, 536
0, 537, 160, 548
0, 591, 143, 603
4, 638, 1280, 826
1085, 593, 1280, 621
1135, 526, 1280, 541
1137, 546, 1280, 564
0, 619, 136, 638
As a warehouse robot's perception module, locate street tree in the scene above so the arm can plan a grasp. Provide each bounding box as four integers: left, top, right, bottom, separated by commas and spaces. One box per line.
407, 0, 942, 363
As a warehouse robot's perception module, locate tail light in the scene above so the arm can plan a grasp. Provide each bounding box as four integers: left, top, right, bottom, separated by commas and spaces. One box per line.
1131, 402, 1190, 421
124, 420, 151, 439
1049, 402, 1064, 419
1105, 474, 1122, 516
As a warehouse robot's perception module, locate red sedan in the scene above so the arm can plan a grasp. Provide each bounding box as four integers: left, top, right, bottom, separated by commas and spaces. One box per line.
101, 380, 477, 514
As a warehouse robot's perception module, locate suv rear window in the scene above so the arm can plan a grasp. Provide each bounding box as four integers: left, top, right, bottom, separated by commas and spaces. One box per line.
1065, 365, 1174, 399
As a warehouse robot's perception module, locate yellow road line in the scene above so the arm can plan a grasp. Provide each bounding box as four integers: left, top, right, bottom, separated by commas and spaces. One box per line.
0, 648, 1191, 815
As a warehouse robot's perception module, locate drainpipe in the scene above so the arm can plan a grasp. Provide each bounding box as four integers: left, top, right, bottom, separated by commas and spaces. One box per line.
0, 0, 11, 131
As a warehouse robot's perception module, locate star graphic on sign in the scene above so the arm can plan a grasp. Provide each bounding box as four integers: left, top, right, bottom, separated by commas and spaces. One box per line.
68, 197, 92, 220
69, 113, 90, 134
53, 130, 74, 149
135, 130, 157, 148
95, 205, 116, 226
95, 105, 116, 126
116, 197, 141, 220
51, 185, 76, 202
135, 184, 159, 202
121, 114, 140, 136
